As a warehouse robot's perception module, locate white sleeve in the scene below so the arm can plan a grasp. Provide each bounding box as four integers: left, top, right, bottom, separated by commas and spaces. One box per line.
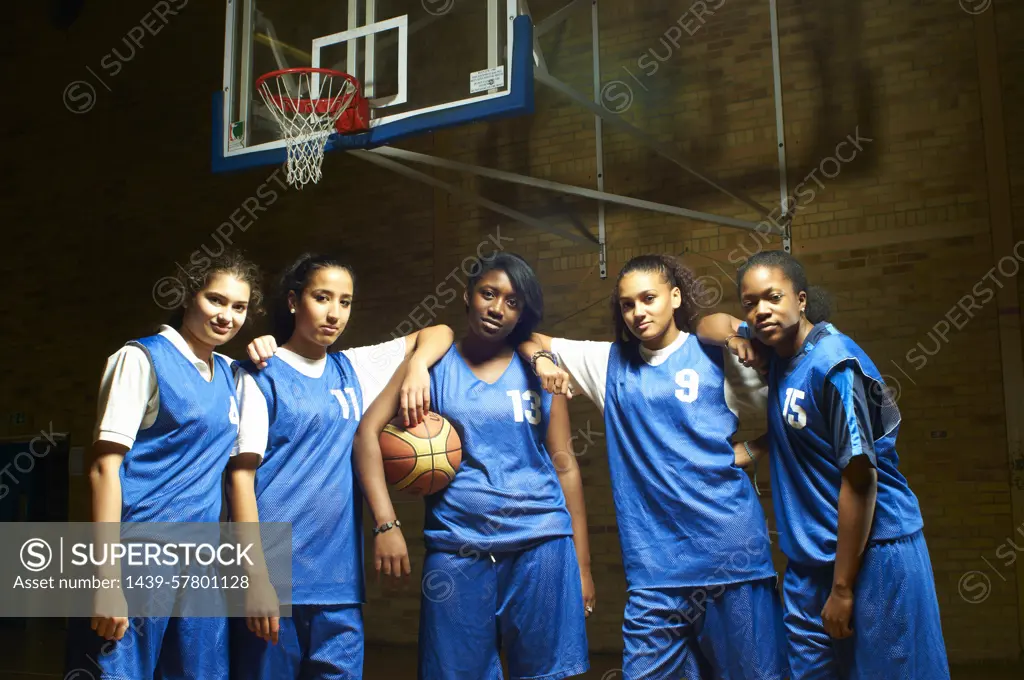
549, 338, 612, 413
93, 345, 158, 448
722, 348, 768, 433
341, 336, 408, 414
234, 370, 270, 458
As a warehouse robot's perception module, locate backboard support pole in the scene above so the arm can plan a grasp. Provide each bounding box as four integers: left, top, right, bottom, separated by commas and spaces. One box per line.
591, 0, 607, 278
769, 0, 791, 252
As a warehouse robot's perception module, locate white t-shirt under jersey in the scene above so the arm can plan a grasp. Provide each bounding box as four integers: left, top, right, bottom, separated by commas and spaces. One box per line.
234, 337, 407, 458
550, 333, 767, 429
93, 325, 234, 448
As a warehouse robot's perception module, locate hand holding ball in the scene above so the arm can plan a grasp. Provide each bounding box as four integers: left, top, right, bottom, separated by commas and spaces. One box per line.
379, 412, 461, 496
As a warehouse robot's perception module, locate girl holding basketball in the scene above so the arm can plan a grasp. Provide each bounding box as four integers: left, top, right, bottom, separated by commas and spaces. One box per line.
355, 252, 594, 680
728, 251, 948, 679
228, 253, 454, 680
523, 253, 788, 680
72, 251, 262, 680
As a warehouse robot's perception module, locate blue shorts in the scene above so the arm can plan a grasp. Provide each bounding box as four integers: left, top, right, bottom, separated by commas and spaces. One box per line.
418, 536, 589, 680
65, 616, 228, 680
230, 604, 363, 680
622, 578, 788, 680
782, 530, 950, 680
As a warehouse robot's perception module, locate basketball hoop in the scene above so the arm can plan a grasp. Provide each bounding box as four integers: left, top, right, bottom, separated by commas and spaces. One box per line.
256, 68, 368, 188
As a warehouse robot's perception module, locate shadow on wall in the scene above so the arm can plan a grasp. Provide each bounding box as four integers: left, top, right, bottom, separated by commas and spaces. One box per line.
475, 0, 879, 226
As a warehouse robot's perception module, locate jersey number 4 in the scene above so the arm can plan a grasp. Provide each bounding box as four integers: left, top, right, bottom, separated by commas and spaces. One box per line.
506, 390, 541, 425
783, 388, 808, 429
330, 388, 362, 420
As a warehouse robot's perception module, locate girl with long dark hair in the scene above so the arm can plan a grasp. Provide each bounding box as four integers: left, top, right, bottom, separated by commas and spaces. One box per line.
229, 253, 454, 679
521, 253, 787, 680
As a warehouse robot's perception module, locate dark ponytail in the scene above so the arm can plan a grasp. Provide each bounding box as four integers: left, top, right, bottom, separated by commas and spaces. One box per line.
272, 254, 354, 344
804, 285, 832, 324
610, 254, 707, 347
736, 250, 833, 323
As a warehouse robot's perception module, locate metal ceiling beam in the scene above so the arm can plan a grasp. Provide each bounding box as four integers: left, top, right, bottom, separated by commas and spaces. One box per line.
535, 0, 588, 37
517, 0, 549, 73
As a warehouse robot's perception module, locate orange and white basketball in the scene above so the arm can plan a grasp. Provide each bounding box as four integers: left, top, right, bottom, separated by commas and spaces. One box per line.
380, 412, 462, 496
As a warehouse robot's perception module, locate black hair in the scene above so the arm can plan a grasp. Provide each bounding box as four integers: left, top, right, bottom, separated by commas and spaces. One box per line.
271, 254, 354, 344
167, 250, 263, 327
466, 252, 544, 346
736, 250, 833, 323
610, 254, 707, 347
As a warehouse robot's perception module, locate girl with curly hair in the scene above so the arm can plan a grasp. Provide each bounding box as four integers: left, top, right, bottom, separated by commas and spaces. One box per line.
520, 253, 788, 680
74, 250, 263, 679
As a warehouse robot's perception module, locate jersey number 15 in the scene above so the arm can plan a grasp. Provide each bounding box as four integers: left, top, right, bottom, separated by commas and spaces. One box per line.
783, 388, 808, 429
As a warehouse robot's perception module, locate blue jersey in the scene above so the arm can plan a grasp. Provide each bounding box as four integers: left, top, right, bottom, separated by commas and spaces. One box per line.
604, 337, 775, 590
767, 323, 924, 566
120, 335, 238, 523
425, 345, 574, 553
241, 353, 365, 605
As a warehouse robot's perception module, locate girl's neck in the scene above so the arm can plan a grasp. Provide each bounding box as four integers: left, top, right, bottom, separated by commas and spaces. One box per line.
283, 335, 329, 361
459, 332, 510, 363
776, 317, 816, 358
178, 325, 214, 364
640, 322, 681, 352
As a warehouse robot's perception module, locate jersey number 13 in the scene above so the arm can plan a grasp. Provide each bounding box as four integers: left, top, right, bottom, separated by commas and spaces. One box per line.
507, 390, 541, 425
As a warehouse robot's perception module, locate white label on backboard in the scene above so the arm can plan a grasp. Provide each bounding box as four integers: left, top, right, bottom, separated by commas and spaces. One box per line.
228, 121, 245, 151
470, 66, 505, 94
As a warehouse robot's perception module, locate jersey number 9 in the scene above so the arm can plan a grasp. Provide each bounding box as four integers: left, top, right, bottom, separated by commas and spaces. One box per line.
674, 369, 700, 404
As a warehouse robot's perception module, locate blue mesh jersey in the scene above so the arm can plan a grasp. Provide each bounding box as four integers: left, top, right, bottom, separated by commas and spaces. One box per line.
604, 337, 775, 590
240, 352, 365, 605
120, 334, 238, 523
766, 322, 924, 566
425, 344, 574, 553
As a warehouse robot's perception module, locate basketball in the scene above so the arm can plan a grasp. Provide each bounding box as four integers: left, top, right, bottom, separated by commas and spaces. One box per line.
380, 412, 462, 496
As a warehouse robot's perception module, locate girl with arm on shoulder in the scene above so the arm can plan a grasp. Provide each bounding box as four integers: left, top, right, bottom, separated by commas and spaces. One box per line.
355, 252, 594, 680
736, 250, 949, 680
519, 254, 787, 680
226, 254, 452, 679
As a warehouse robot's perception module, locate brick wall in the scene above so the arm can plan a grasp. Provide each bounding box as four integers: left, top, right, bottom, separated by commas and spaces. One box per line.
2, 0, 1022, 663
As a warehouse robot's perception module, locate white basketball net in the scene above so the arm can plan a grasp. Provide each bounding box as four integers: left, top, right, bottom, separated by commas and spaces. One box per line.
257, 71, 358, 189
